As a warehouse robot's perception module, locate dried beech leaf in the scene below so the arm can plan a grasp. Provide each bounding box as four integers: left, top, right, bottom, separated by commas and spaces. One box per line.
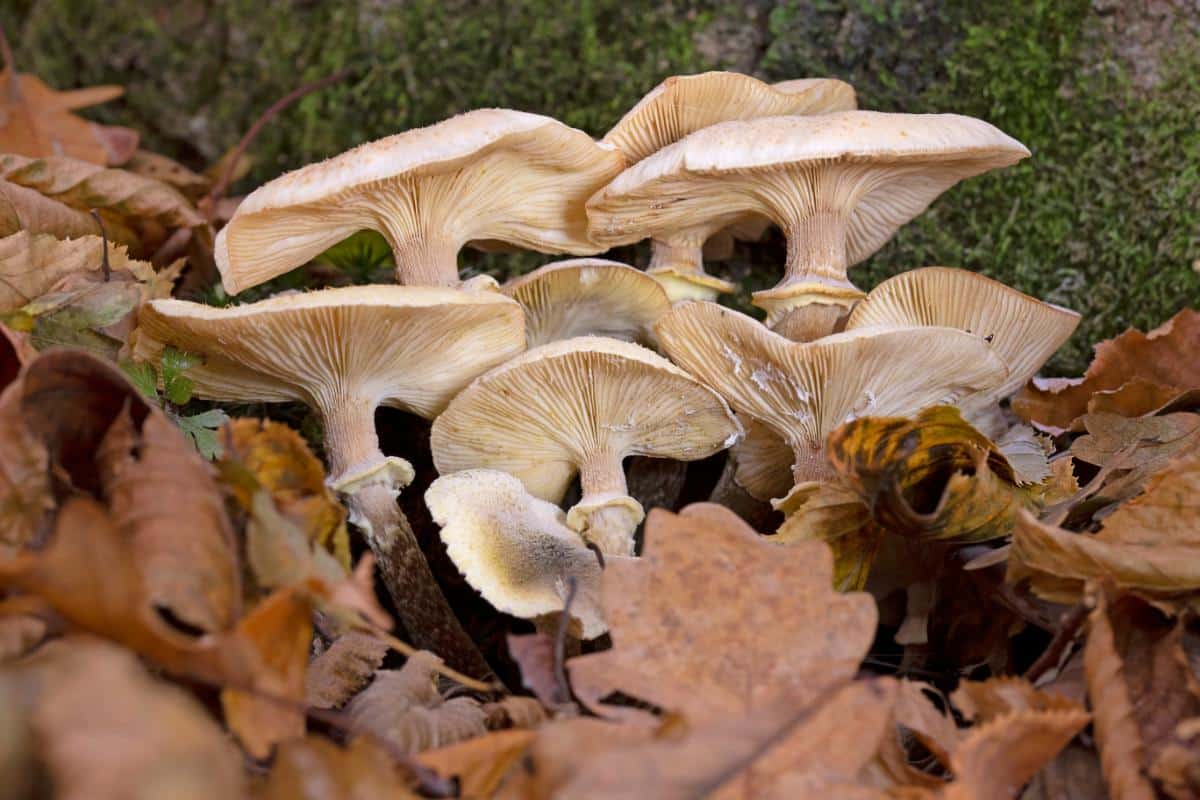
0, 613, 46, 661
1150, 717, 1200, 800
950, 676, 1082, 724
9, 638, 245, 800
568, 503, 876, 722
1070, 411, 1200, 509
1014, 309, 1200, 434
507, 632, 566, 708
0, 327, 49, 556
419, 729, 536, 798
1010, 448, 1200, 602
262, 734, 419, 799
220, 587, 313, 758
0, 230, 103, 314
306, 631, 389, 709
124, 150, 211, 198
0, 179, 98, 239
0, 72, 138, 165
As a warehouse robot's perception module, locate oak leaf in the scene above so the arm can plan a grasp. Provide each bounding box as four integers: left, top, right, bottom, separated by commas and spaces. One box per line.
418, 729, 537, 798
1014, 309, 1200, 434
0, 71, 138, 165
261, 735, 420, 799
568, 503, 877, 722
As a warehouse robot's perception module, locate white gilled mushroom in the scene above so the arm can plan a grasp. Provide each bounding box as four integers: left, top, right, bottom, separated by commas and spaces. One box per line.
133, 286, 525, 671
843, 267, 1081, 420
655, 302, 1008, 508
598, 72, 857, 302
590, 111, 1029, 339
426, 469, 612, 639
215, 109, 625, 294
502, 258, 669, 347
431, 336, 741, 556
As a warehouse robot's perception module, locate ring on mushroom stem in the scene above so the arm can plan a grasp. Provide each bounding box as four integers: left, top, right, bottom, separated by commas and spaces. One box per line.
598, 72, 857, 303
215, 108, 624, 294
431, 336, 742, 557
131, 285, 526, 675
590, 110, 1029, 340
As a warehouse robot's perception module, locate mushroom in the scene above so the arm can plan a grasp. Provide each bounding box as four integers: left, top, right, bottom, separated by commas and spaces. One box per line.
590, 111, 1029, 338
843, 267, 1081, 422
502, 258, 669, 347
654, 301, 1008, 509
215, 109, 625, 294
431, 336, 741, 555
598, 72, 857, 302
426, 469, 611, 639
133, 285, 525, 672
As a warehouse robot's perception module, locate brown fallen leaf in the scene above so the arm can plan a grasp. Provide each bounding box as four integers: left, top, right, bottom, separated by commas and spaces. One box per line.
347, 651, 489, 754
261, 734, 420, 799
5, 637, 246, 800
507, 632, 567, 707
1022, 743, 1109, 800
123, 149, 212, 198
219, 417, 350, 567
0, 71, 138, 165
306, 631, 390, 709
0, 230, 103, 314
0, 611, 47, 661
483, 696, 549, 730
1014, 309, 1200, 434
0, 179, 99, 239
568, 503, 876, 722
1009, 447, 1200, 603
950, 676, 1082, 724
418, 729, 537, 798
0, 324, 48, 556
1084, 587, 1200, 800
771, 479, 878, 590
1150, 717, 1200, 800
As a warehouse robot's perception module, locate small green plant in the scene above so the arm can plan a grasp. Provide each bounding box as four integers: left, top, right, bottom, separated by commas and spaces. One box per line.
120, 347, 229, 459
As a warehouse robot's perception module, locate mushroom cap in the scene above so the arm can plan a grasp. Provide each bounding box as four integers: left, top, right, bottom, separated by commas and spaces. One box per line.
601, 72, 857, 164
733, 416, 796, 502
217, 109, 625, 294
431, 336, 740, 504
133, 285, 526, 418
502, 258, 670, 347
654, 302, 1009, 469
587, 111, 1029, 260
426, 469, 608, 638
844, 267, 1081, 406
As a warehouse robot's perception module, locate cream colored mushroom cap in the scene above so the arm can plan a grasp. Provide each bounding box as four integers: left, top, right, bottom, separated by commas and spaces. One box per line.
426, 469, 607, 638
587, 111, 1029, 256
733, 416, 795, 502
431, 336, 740, 503
654, 301, 1009, 463
217, 108, 625, 294
502, 258, 670, 346
133, 285, 525, 417
845, 267, 1081, 405
602, 72, 857, 164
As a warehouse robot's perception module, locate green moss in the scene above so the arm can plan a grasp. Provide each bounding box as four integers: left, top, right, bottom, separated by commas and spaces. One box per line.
10, 0, 1199, 372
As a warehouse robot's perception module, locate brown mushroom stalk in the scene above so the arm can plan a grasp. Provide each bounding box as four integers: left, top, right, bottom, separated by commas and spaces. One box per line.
647, 226, 737, 302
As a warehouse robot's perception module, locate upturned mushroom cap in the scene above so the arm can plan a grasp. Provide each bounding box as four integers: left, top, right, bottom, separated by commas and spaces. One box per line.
733, 416, 796, 502
133, 286, 525, 488
599, 72, 857, 303
216, 109, 624, 294
502, 258, 669, 347
844, 267, 1081, 413
431, 336, 741, 554
426, 469, 609, 638
590, 111, 1029, 327
655, 302, 1008, 496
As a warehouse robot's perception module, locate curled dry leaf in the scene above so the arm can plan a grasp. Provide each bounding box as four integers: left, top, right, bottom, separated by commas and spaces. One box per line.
950, 676, 1082, 724
1069, 410, 1200, 511
0, 230, 103, 314
771, 480, 877, 591
0, 179, 99, 238
1014, 308, 1200, 434
1150, 717, 1200, 800
1010, 447, 1200, 603
1084, 588, 1200, 800
418, 729, 537, 797
262, 734, 420, 800
347, 651, 489, 754
507, 631, 567, 708
3, 637, 245, 800
0, 324, 49, 556
0, 71, 138, 165
219, 417, 350, 568
306, 631, 390, 709
568, 503, 877, 722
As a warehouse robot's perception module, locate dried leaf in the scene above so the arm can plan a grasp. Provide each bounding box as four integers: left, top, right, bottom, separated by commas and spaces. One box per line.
1010, 448, 1200, 602
122, 149, 212, 198
507, 632, 566, 707
1014, 309, 1200, 434
0, 613, 47, 661
1070, 411, 1200, 510
950, 676, 1081, 724
418, 729, 536, 798
306, 631, 389, 709
0, 326, 49, 556
1022, 743, 1108, 800
7, 638, 245, 800
771, 480, 878, 591
0, 72, 138, 165
568, 503, 876, 722
0, 230, 103, 313
0, 179, 98, 238
1150, 717, 1200, 800
261, 734, 419, 799
347, 651, 488, 754
484, 696, 549, 730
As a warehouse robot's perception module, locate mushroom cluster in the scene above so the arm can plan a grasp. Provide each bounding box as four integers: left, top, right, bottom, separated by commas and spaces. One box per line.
133, 71, 1078, 670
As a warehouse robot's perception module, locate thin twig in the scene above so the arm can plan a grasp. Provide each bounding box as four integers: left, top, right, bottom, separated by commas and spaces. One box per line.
367, 626, 502, 693
0, 23, 20, 101
204, 68, 352, 216
1023, 599, 1091, 683
90, 210, 111, 280
553, 576, 578, 705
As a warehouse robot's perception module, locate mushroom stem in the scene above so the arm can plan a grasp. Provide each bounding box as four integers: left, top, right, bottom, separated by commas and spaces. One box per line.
376, 220, 462, 287
568, 453, 645, 556
647, 229, 734, 302
577, 504, 642, 556
320, 397, 491, 676
790, 441, 838, 486
579, 453, 629, 498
